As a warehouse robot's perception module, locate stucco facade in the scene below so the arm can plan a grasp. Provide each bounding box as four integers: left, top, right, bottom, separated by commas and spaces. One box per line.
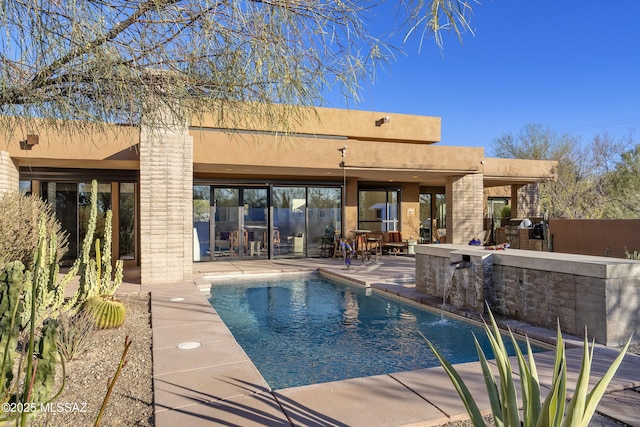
1, 107, 555, 284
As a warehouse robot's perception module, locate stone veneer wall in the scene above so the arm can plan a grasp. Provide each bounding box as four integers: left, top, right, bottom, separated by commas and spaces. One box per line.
0, 151, 19, 196
416, 249, 493, 313
416, 244, 640, 346
139, 124, 194, 285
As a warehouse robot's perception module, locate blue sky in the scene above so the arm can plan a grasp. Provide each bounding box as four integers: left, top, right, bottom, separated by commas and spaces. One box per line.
325, 1, 640, 153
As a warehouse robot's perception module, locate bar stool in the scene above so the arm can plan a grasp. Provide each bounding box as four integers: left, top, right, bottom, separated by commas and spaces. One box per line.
366, 231, 383, 261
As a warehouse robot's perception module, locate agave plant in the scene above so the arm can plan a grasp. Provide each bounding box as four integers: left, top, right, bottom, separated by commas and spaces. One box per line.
423, 308, 631, 427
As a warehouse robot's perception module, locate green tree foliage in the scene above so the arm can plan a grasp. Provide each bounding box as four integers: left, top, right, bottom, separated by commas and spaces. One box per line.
492, 123, 574, 161
0, 0, 476, 136
492, 124, 633, 219
609, 144, 640, 218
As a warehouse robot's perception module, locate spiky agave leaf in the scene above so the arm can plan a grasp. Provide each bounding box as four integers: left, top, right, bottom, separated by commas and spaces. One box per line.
421, 331, 487, 427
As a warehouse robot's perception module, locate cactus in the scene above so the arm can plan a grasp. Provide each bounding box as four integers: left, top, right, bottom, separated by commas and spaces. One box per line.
20, 214, 80, 328
81, 295, 126, 329
0, 179, 126, 425
66, 180, 124, 311
0, 262, 25, 399
0, 223, 71, 425
20, 318, 62, 425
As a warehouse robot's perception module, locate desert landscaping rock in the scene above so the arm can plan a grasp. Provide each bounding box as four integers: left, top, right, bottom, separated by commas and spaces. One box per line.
32, 293, 153, 427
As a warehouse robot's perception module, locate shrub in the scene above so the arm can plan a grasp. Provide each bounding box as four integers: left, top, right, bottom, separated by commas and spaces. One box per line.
0, 191, 68, 271
55, 310, 97, 361
624, 247, 640, 260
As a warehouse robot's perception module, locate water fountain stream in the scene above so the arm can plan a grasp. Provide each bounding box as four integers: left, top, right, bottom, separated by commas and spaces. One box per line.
442, 264, 456, 317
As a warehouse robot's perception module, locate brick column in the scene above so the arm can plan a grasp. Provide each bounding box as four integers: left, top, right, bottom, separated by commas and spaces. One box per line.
0, 151, 19, 196
516, 183, 541, 218
139, 122, 193, 285
446, 174, 483, 244
510, 185, 522, 219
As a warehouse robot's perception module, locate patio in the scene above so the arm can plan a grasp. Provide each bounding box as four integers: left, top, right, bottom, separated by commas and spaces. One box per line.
121, 256, 640, 426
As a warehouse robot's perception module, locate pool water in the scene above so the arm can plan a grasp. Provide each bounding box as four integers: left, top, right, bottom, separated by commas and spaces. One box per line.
208, 274, 544, 390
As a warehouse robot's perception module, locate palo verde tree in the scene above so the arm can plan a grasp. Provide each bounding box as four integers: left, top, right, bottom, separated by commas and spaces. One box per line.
0, 0, 477, 137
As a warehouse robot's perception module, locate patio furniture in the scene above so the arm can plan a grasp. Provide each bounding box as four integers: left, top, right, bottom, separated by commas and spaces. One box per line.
320, 234, 334, 258
433, 227, 446, 243
366, 231, 383, 261
381, 231, 408, 255
287, 233, 304, 254
229, 230, 248, 256
350, 230, 371, 261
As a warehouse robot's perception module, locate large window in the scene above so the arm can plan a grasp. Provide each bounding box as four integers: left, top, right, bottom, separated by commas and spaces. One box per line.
358, 189, 399, 231
194, 184, 341, 260
43, 182, 79, 261
41, 181, 136, 262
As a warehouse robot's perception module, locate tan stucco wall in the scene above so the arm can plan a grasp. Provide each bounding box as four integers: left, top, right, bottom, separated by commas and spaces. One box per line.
549, 219, 640, 259
5, 121, 140, 170
482, 157, 557, 186
190, 129, 484, 185
193, 106, 441, 143
2, 116, 554, 189
401, 183, 421, 240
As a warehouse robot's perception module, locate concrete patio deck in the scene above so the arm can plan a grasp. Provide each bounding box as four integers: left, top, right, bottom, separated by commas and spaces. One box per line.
131, 256, 640, 426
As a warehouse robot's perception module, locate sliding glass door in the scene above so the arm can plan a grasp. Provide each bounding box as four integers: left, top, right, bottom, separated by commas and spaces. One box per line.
201, 187, 268, 260
194, 184, 341, 261
272, 187, 306, 257
272, 186, 341, 258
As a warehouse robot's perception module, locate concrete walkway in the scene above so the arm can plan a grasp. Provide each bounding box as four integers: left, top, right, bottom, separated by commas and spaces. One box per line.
137, 256, 640, 426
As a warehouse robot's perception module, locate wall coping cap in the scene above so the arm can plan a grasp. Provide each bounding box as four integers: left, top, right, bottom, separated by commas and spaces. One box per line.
415, 244, 640, 279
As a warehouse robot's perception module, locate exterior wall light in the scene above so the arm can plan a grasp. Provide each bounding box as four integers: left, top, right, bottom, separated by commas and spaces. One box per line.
375, 116, 391, 126
19, 134, 39, 150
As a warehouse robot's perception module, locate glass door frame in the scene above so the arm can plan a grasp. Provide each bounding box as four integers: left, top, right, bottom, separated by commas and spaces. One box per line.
207, 185, 269, 261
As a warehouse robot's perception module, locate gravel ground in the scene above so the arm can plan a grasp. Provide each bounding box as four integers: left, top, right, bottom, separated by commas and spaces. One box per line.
27, 291, 638, 427
32, 293, 153, 427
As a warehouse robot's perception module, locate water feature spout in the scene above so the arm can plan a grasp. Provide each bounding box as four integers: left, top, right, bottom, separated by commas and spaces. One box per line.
456, 261, 472, 269
450, 255, 472, 269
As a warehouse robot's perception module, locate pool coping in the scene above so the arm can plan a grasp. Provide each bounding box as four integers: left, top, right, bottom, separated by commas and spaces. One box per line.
148, 258, 640, 426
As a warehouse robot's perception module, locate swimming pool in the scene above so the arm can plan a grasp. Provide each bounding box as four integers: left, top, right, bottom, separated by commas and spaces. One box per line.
208, 274, 545, 390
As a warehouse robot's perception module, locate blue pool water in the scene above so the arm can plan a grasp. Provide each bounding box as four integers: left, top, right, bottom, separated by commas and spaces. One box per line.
208, 274, 545, 390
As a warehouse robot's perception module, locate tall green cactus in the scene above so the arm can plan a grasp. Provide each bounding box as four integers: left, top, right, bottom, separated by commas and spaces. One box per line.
20, 214, 80, 328
67, 180, 123, 309
0, 179, 126, 425
0, 253, 65, 425
0, 262, 25, 400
